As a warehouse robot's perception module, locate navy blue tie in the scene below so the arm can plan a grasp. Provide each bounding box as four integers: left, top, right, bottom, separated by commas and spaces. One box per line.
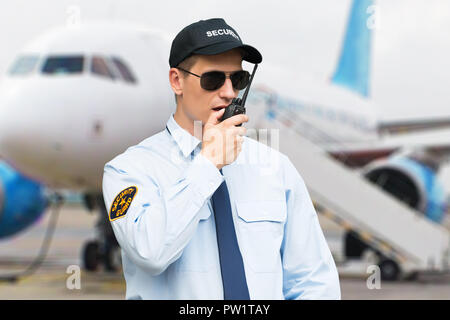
211, 169, 250, 300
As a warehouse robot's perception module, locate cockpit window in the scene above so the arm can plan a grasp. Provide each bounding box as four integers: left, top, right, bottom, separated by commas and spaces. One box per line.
8, 55, 39, 75
42, 56, 84, 74
111, 57, 137, 84
91, 56, 115, 80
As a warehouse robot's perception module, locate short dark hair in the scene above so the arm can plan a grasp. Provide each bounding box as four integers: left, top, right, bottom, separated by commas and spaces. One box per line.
174, 55, 199, 103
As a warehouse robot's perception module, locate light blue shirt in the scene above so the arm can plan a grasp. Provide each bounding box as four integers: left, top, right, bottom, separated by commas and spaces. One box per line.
102, 114, 341, 300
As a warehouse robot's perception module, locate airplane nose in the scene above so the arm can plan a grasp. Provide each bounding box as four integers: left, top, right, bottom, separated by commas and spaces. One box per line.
0, 85, 35, 167
0, 81, 37, 143
0, 83, 25, 146
0, 79, 65, 175
0, 77, 81, 147
0, 76, 106, 188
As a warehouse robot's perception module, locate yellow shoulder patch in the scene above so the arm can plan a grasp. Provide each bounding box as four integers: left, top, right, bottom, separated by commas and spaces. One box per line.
109, 186, 138, 221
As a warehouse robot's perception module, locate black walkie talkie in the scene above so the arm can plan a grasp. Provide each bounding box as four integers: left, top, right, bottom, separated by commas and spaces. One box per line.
220, 64, 258, 126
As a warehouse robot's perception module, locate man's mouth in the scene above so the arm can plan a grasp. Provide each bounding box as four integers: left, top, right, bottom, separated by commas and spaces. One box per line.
212, 106, 227, 111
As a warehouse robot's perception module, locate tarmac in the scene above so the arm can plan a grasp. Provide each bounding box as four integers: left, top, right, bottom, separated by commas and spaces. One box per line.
0, 203, 449, 300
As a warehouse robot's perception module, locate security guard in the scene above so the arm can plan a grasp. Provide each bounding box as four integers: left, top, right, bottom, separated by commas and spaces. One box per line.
102, 18, 341, 300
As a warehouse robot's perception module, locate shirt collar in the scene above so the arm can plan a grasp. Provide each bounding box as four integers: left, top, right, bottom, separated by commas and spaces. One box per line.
166, 114, 202, 158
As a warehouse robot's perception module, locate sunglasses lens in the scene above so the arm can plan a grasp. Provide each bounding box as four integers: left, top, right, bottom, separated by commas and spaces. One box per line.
200, 70, 250, 91
231, 71, 250, 90
200, 71, 225, 91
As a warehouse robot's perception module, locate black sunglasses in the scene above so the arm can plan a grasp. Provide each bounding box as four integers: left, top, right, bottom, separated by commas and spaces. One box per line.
177, 67, 250, 91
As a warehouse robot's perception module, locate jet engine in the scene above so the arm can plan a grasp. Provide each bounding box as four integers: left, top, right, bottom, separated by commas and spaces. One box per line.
363, 155, 446, 223
0, 161, 48, 238
345, 155, 447, 264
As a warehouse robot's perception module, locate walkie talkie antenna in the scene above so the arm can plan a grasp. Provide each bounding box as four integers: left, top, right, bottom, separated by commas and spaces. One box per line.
241, 63, 258, 107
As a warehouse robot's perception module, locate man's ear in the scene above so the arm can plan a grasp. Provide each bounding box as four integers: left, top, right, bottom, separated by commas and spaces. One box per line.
169, 68, 183, 97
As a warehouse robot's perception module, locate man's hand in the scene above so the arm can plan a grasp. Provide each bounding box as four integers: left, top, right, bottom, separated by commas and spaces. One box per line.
200, 108, 248, 170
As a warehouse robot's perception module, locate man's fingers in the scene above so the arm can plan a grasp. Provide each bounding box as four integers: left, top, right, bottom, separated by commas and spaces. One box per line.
237, 126, 247, 136
227, 126, 246, 136
205, 108, 226, 126
221, 114, 248, 127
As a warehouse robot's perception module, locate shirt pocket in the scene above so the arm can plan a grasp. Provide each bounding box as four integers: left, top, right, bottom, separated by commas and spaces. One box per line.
235, 200, 286, 273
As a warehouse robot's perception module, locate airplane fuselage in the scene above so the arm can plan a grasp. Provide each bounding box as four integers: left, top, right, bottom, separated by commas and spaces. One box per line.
0, 23, 380, 192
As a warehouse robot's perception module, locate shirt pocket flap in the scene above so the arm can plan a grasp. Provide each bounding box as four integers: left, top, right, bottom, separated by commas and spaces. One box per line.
236, 200, 287, 223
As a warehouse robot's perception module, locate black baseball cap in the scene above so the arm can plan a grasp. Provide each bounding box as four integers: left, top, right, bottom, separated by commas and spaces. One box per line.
169, 18, 262, 68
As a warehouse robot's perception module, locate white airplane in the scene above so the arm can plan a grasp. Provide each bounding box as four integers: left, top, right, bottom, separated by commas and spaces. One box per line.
0, 23, 175, 270
0, 0, 449, 271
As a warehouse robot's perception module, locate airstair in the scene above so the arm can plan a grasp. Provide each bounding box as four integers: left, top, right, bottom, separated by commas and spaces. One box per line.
248, 92, 450, 280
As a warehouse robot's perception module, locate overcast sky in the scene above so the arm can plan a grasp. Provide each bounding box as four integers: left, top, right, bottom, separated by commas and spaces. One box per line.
1, 0, 450, 121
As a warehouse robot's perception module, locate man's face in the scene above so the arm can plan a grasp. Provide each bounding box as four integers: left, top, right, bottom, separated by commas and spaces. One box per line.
173, 49, 243, 128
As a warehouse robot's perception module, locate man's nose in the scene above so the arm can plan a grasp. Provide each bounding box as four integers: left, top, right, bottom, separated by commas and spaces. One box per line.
218, 78, 237, 100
